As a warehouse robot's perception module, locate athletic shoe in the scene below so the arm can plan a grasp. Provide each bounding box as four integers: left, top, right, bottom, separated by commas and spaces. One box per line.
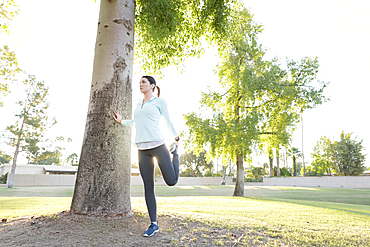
169, 142, 177, 153
143, 223, 159, 237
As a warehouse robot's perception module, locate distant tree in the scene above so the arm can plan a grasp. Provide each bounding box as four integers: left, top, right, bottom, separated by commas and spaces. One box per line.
311, 137, 335, 176
179, 151, 213, 177
4, 75, 55, 188
332, 132, 366, 176
287, 147, 302, 176
310, 132, 366, 176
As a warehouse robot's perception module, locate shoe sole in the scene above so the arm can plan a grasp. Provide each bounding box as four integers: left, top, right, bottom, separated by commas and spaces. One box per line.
143, 229, 159, 237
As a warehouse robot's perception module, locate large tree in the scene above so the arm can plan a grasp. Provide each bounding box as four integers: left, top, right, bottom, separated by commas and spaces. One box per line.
71, 0, 237, 217
184, 8, 328, 196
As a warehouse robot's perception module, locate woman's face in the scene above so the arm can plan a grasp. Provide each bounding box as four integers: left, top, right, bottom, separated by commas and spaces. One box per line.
139, 77, 153, 94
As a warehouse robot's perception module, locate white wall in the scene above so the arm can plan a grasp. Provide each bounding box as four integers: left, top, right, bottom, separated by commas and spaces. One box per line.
263, 176, 370, 188
9, 174, 235, 187
1, 164, 47, 175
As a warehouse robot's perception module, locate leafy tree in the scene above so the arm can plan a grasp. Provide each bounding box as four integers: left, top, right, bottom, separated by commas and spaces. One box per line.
311, 137, 335, 176
184, 8, 328, 196
332, 132, 366, 176
310, 132, 366, 176
72, 0, 239, 217
179, 151, 213, 177
4, 74, 55, 188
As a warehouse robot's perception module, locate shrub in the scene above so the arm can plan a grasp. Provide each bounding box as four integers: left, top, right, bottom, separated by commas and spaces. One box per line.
273, 167, 292, 177
0, 172, 8, 184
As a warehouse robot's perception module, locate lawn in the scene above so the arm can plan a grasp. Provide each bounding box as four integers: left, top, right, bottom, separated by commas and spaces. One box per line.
1, 186, 370, 246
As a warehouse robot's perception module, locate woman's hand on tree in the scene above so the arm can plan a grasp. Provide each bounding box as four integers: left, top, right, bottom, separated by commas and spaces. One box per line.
113, 110, 122, 124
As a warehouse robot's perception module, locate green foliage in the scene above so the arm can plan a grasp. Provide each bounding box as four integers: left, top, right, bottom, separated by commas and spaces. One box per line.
0, 0, 20, 106
273, 167, 291, 177
245, 166, 264, 179
310, 132, 366, 176
0, 45, 21, 106
302, 165, 320, 177
66, 153, 78, 166
34, 150, 61, 166
0, 0, 19, 34
245, 177, 263, 182
0, 172, 8, 184
179, 150, 213, 177
311, 136, 335, 175
332, 132, 366, 176
134, 0, 238, 75
0, 150, 11, 164
184, 7, 328, 168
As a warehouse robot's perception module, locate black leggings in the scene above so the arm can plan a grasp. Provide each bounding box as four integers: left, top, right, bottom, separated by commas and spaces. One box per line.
138, 144, 179, 222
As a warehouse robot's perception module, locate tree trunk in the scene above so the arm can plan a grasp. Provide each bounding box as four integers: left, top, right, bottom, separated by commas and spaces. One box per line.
233, 154, 244, 196
71, 0, 135, 217
7, 117, 25, 188
221, 165, 226, 185
293, 155, 297, 176
269, 150, 273, 177
276, 148, 280, 177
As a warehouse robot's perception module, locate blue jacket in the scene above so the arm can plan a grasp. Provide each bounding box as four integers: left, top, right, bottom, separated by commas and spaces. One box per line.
121, 97, 178, 144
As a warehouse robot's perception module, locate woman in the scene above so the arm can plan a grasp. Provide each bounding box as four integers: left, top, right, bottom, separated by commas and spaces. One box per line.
113, 75, 179, 237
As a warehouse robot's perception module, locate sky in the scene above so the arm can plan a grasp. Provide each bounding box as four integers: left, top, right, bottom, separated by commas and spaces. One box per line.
0, 0, 369, 169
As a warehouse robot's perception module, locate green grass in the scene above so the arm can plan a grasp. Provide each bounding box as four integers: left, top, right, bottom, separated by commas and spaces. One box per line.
1, 186, 370, 246
0, 197, 72, 219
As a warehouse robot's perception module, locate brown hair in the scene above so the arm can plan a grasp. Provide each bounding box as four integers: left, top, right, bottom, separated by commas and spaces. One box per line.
142, 75, 160, 97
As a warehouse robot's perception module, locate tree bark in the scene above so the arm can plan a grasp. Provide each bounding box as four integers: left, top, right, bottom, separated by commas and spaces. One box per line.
71, 0, 135, 217
276, 148, 280, 177
293, 155, 297, 176
7, 117, 25, 188
233, 154, 244, 196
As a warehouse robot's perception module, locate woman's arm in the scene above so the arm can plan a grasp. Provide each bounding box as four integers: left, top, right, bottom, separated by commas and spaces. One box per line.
160, 100, 178, 138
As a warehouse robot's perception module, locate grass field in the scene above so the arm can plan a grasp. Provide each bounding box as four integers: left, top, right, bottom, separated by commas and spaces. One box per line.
1, 185, 370, 246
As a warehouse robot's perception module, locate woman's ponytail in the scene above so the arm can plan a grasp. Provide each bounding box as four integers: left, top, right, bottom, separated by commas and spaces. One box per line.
156, 86, 160, 97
